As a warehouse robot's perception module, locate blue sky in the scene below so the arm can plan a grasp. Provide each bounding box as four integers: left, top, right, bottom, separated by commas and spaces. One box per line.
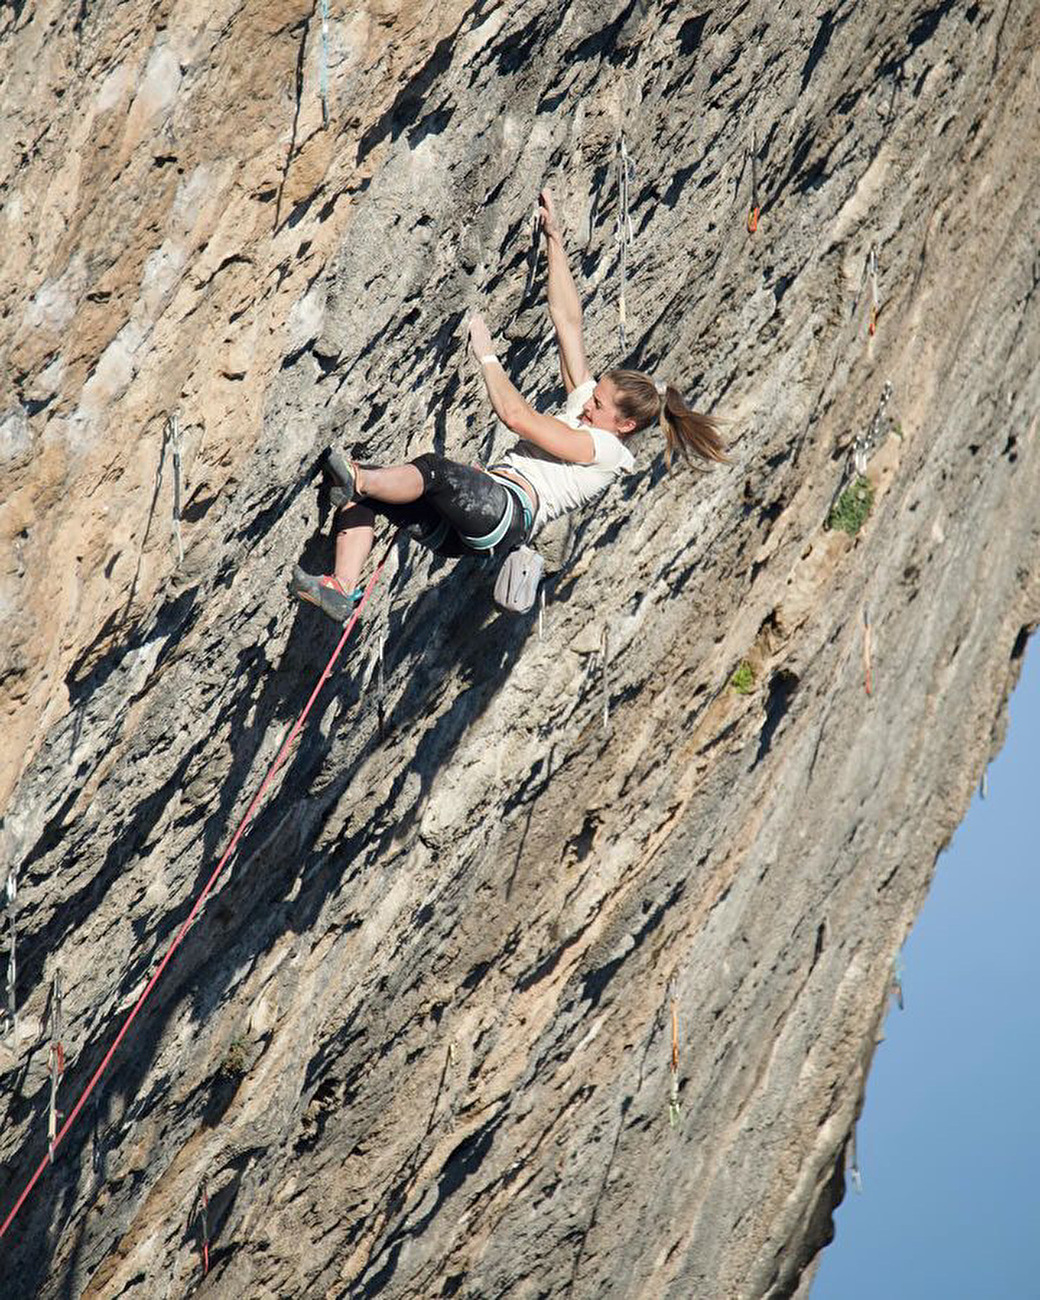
813, 638, 1039, 1299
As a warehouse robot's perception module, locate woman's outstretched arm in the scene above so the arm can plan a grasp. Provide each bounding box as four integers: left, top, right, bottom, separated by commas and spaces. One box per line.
540, 188, 592, 394
469, 313, 595, 464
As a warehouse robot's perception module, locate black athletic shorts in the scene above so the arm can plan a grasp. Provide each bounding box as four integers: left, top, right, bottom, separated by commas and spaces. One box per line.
355, 453, 528, 556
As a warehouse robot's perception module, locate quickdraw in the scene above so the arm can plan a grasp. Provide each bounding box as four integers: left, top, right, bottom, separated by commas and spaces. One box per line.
319, 0, 330, 128
48, 968, 65, 1160
862, 604, 873, 697
91, 1097, 103, 1179
669, 993, 681, 1128
868, 244, 881, 336
191, 1180, 211, 1277
168, 413, 184, 567
600, 625, 611, 738
746, 130, 760, 233
5, 868, 16, 1045
852, 380, 893, 476
614, 134, 636, 352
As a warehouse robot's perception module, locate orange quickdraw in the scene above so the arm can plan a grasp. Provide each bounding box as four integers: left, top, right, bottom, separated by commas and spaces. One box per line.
668, 995, 681, 1127
747, 130, 760, 235
868, 245, 880, 335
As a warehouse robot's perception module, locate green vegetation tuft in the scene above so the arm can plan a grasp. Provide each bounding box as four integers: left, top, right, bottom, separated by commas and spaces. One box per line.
828, 476, 874, 535
730, 661, 755, 695
220, 1036, 250, 1077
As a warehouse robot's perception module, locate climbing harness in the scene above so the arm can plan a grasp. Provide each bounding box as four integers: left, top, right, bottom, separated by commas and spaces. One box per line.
47, 969, 65, 1159
461, 473, 534, 551
458, 503, 512, 551
0, 533, 399, 1241
319, 0, 330, 128
5, 868, 16, 1044
862, 604, 873, 697
851, 380, 893, 476
494, 475, 535, 539
600, 626, 611, 737
668, 993, 681, 1128
614, 134, 636, 352
867, 244, 881, 336
168, 413, 184, 567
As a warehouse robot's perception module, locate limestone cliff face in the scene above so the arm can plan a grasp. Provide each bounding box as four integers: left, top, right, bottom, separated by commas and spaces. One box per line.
1, 1, 1038, 1296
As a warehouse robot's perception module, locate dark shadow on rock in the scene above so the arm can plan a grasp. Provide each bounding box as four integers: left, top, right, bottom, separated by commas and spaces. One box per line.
0, 512, 542, 1292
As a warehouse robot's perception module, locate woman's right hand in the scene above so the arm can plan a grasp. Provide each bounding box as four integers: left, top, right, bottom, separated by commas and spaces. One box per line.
468, 312, 495, 362
538, 187, 561, 240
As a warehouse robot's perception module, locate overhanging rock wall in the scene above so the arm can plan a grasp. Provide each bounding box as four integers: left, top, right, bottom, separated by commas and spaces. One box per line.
1, 1, 1038, 1296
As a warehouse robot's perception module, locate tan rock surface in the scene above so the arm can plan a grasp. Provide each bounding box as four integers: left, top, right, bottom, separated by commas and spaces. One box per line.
1, 1, 1038, 1296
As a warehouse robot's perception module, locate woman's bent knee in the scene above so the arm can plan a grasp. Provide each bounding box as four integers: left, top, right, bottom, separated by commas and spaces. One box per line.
410, 452, 454, 492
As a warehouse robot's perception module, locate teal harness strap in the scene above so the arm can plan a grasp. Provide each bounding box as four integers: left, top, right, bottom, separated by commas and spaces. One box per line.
458, 500, 513, 551
490, 471, 535, 534
458, 473, 534, 551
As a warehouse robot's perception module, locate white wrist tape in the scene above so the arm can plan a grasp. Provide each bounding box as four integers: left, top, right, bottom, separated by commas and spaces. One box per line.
480, 354, 501, 366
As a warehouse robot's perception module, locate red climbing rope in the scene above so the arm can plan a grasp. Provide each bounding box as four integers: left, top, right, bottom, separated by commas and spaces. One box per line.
0, 537, 398, 1242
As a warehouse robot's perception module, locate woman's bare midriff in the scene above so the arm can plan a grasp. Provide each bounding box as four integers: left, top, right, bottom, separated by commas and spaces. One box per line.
482, 465, 540, 520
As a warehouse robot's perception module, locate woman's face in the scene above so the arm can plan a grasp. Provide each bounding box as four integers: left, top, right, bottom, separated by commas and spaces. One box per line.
579, 378, 635, 435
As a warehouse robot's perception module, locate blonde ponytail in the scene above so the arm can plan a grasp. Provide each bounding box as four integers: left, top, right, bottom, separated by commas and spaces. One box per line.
605, 369, 728, 467
658, 382, 728, 466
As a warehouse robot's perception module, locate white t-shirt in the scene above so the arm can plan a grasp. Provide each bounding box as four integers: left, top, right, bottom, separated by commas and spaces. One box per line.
498, 378, 635, 533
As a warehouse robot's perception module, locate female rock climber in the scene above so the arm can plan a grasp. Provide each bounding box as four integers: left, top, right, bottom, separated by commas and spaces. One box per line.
291, 189, 727, 621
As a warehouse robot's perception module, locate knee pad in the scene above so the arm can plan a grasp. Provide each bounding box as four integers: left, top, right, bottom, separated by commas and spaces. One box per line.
410, 452, 450, 492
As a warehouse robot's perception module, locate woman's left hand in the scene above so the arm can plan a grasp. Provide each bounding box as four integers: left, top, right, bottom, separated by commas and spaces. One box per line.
468, 312, 495, 361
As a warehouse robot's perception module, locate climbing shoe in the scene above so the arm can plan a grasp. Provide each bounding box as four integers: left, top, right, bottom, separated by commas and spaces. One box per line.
326, 448, 357, 508
291, 567, 363, 622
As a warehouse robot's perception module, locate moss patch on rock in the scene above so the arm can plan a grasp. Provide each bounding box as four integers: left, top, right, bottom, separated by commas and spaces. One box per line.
828, 476, 874, 535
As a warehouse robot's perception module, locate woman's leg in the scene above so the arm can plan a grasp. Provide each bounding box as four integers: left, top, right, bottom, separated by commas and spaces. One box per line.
354, 463, 424, 504
333, 456, 513, 580
333, 503, 376, 590
312, 456, 426, 592
293, 453, 511, 621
